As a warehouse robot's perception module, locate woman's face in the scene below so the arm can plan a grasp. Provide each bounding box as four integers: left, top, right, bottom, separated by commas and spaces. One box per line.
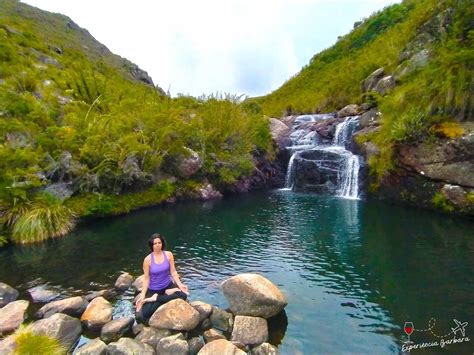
152, 238, 163, 251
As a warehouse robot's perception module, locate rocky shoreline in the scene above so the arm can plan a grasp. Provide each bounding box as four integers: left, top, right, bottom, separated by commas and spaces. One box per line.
0, 273, 286, 354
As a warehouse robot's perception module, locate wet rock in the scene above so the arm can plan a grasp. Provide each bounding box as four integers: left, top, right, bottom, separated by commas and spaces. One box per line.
100, 317, 134, 343
188, 336, 205, 355
196, 184, 223, 201
106, 337, 155, 355
80, 297, 112, 331
75, 338, 107, 355
135, 326, 172, 348
358, 108, 380, 129
36, 296, 88, 318
198, 339, 246, 355
30, 313, 82, 350
0, 300, 29, 334
441, 184, 469, 207
222, 273, 287, 318
231, 316, 268, 346
250, 342, 279, 355
337, 104, 360, 118
115, 272, 134, 291
191, 301, 213, 322
210, 307, 233, 332
149, 299, 200, 331
156, 333, 189, 355
27, 285, 60, 303
311, 117, 344, 140
203, 328, 226, 342
0, 282, 19, 308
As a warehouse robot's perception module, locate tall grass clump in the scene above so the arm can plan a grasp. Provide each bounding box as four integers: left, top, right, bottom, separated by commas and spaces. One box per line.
11, 193, 76, 244
13, 325, 66, 355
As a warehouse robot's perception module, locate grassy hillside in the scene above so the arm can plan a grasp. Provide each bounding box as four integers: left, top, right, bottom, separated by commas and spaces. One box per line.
0, 0, 273, 244
253, 0, 473, 183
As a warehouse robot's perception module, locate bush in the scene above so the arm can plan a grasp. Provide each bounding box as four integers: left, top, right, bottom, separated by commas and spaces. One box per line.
13, 325, 66, 355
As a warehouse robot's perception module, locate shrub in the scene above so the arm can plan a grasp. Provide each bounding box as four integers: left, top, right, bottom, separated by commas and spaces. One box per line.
11, 193, 77, 244
13, 325, 66, 355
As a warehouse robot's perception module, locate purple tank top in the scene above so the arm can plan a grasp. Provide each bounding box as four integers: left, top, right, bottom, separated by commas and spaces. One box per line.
149, 252, 171, 290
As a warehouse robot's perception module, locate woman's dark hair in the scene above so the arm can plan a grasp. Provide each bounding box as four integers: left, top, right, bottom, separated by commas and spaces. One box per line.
148, 233, 166, 252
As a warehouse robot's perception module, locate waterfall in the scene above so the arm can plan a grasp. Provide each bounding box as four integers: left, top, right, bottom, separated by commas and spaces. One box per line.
281, 114, 362, 199
283, 152, 298, 190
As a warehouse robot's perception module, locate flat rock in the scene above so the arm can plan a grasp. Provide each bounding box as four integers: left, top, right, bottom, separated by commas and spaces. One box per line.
231, 316, 268, 346
115, 273, 134, 291
81, 297, 112, 331
106, 337, 155, 355
0, 300, 29, 334
156, 333, 189, 355
30, 313, 82, 350
100, 316, 134, 343
36, 296, 88, 318
134, 326, 172, 348
149, 299, 200, 331
198, 339, 246, 355
0, 282, 19, 308
221, 273, 287, 318
75, 338, 107, 355
191, 301, 213, 322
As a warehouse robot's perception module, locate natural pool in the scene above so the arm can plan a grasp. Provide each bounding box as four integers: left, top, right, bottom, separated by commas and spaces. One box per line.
1, 191, 473, 354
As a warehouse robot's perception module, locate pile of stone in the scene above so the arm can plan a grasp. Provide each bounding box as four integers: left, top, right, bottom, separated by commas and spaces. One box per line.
0, 273, 286, 354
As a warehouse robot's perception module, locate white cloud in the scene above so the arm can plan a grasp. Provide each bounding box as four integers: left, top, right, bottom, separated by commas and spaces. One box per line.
21, 0, 400, 97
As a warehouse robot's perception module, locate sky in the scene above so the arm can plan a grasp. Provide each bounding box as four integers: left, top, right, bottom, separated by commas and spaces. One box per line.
22, 0, 400, 97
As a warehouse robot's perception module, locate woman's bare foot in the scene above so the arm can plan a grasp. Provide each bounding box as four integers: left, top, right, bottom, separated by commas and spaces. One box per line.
165, 288, 180, 295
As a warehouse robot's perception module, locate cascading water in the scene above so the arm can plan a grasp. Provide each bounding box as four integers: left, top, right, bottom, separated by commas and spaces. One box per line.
281, 114, 362, 199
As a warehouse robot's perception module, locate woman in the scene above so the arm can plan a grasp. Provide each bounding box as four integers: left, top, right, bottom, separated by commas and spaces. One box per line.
135, 233, 189, 323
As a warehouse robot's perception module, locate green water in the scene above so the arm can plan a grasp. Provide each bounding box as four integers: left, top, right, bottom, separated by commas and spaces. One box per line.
1, 191, 473, 354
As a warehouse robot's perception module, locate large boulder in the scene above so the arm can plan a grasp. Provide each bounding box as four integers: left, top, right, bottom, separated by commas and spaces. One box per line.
361, 67, 385, 93
149, 299, 200, 331
231, 316, 268, 346
80, 296, 112, 330
30, 313, 82, 350
115, 272, 134, 291
221, 274, 287, 318
132, 275, 144, 292
100, 317, 134, 343
156, 333, 189, 355
0, 282, 19, 308
75, 338, 107, 355
36, 296, 88, 318
373, 75, 396, 95
269, 118, 291, 147
106, 337, 155, 355
0, 300, 29, 334
198, 339, 246, 355
135, 326, 172, 348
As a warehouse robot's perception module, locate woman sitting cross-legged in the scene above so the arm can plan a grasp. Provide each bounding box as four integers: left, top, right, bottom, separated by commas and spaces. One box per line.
135, 233, 189, 324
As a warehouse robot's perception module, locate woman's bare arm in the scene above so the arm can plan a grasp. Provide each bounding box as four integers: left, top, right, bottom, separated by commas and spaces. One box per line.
168, 251, 189, 294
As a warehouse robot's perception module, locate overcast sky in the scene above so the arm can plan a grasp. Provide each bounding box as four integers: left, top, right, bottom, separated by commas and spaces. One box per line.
22, 0, 399, 97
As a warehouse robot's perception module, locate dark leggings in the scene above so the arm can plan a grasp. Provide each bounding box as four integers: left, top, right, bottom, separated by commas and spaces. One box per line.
136, 281, 187, 324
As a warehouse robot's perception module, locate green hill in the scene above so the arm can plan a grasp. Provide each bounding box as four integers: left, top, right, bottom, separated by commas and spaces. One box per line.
253, 0, 473, 214
0, 0, 273, 244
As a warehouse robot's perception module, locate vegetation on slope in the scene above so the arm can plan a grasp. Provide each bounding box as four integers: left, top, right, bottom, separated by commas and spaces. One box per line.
253, 0, 473, 183
0, 0, 273, 244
